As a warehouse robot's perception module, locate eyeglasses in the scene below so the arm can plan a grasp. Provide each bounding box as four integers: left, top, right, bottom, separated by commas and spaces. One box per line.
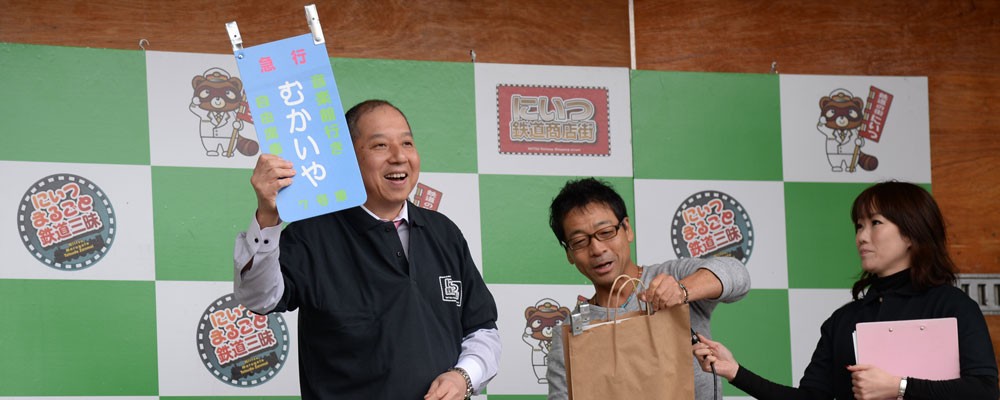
563, 220, 625, 251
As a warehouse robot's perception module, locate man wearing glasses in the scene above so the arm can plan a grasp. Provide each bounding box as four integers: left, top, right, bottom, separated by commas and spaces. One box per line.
545, 177, 750, 400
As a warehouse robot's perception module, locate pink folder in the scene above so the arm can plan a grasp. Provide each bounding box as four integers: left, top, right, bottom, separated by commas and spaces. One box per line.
855, 317, 960, 380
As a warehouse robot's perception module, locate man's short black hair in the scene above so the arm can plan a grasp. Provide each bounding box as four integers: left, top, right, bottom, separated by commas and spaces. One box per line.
345, 99, 410, 142
549, 177, 629, 248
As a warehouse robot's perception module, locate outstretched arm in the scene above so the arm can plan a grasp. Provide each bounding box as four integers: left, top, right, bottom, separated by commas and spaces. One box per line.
640, 256, 750, 308
694, 335, 832, 400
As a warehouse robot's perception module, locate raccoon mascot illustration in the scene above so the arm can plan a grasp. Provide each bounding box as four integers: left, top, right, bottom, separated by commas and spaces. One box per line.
523, 299, 571, 384
189, 68, 258, 157
817, 89, 878, 172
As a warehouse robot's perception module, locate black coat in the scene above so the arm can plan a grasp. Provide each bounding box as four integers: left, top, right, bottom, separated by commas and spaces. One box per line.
274, 203, 498, 399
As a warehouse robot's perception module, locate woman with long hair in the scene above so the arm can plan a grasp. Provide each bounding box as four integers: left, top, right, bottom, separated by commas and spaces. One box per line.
693, 181, 998, 399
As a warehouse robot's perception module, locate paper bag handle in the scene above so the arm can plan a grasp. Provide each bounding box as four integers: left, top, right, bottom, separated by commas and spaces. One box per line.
605, 274, 651, 376
606, 274, 651, 322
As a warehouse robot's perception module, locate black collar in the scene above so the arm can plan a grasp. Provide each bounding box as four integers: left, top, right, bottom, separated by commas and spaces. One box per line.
860, 269, 920, 304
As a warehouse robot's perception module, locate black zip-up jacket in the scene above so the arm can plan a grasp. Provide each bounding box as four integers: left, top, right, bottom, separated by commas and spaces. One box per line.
732, 269, 999, 399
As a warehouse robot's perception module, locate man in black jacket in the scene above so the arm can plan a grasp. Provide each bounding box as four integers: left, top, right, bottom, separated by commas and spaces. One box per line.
234, 100, 499, 399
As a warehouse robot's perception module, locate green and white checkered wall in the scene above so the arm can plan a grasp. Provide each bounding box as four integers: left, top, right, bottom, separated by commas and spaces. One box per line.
0, 42, 931, 399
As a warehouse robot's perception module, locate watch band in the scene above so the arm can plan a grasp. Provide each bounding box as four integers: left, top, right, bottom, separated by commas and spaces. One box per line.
678, 282, 690, 304
448, 367, 473, 399
897, 376, 908, 400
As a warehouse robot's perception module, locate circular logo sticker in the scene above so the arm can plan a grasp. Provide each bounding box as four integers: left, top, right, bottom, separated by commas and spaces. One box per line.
670, 190, 754, 263
196, 293, 289, 387
16, 174, 116, 270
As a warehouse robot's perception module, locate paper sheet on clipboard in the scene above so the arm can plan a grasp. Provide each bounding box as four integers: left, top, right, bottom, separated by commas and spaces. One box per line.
854, 317, 960, 380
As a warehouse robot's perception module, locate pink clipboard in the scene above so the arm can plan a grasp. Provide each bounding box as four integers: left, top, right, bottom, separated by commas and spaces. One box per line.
855, 317, 960, 380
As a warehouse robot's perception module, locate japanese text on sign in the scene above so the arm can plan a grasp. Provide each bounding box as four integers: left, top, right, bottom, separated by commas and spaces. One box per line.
509, 95, 597, 143
208, 304, 278, 366
860, 86, 894, 142
680, 198, 743, 258
413, 183, 443, 211
236, 33, 367, 222
30, 182, 102, 248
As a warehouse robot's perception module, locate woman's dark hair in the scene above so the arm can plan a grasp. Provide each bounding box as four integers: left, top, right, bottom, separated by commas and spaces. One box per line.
549, 178, 628, 248
850, 181, 957, 299
345, 99, 409, 142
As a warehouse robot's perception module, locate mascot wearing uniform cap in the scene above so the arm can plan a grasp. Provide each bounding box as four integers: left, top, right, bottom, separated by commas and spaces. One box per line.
817, 89, 878, 172
189, 68, 258, 157
523, 298, 571, 384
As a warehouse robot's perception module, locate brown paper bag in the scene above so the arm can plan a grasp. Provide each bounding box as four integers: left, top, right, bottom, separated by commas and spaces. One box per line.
562, 277, 694, 400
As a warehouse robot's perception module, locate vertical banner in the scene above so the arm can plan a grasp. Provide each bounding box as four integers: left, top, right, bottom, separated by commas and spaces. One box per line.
234, 33, 366, 222
859, 86, 893, 142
